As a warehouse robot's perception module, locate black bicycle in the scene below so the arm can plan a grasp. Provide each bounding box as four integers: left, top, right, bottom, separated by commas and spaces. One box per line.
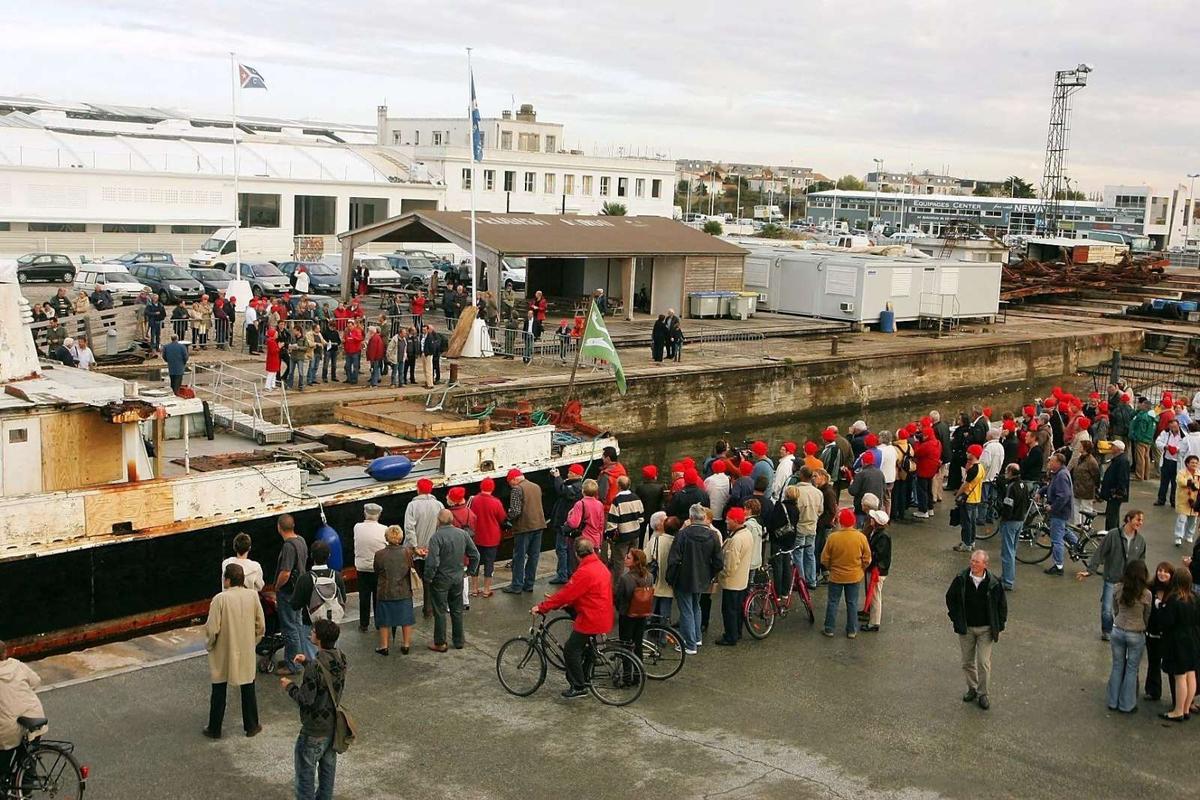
1, 716, 87, 799
496, 613, 645, 705
1015, 505, 1105, 565
543, 611, 685, 680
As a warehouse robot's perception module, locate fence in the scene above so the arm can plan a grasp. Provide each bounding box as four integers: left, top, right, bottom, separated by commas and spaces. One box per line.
483, 325, 579, 364
27, 305, 140, 354
1081, 352, 1200, 402
1167, 251, 1200, 269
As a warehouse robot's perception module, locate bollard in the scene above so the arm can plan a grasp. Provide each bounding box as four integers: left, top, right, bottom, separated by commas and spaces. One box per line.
830, 336, 839, 356
449, 363, 459, 384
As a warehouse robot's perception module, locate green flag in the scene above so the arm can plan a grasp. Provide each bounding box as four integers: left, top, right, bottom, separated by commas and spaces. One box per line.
579, 302, 626, 395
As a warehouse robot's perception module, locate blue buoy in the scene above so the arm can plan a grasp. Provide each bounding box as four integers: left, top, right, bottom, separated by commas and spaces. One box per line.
878, 309, 896, 333
315, 523, 343, 571
366, 455, 413, 481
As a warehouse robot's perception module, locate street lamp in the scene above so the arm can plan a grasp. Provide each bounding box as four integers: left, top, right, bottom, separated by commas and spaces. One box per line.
1188, 172, 1199, 247
872, 158, 883, 230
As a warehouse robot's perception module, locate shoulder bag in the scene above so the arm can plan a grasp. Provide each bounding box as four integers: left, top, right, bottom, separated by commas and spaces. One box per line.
316, 661, 358, 754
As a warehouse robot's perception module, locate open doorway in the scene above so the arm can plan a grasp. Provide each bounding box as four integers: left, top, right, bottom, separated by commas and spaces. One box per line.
633, 257, 653, 313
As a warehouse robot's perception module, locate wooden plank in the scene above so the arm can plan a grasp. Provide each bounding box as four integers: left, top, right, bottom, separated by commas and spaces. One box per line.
84, 482, 174, 537
39, 410, 125, 491
445, 304, 477, 357
334, 401, 483, 439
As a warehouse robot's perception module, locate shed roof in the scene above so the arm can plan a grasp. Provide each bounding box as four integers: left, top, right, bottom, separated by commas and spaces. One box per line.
339, 211, 748, 259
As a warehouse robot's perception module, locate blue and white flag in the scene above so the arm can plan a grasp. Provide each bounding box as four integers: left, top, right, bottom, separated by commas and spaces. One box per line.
469, 71, 483, 162
238, 64, 267, 90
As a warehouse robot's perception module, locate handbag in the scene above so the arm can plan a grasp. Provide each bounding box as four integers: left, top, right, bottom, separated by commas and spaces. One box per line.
627, 584, 654, 618
648, 536, 660, 583
316, 661, 358, 754
949, 497, 963, 527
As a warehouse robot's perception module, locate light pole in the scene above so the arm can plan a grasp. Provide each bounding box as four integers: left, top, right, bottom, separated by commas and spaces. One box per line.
1188, 172, 1199, 247
872, 158, 883, 231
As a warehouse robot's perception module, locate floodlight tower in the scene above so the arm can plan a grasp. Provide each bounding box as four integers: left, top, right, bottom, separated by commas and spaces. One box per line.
1037, 63, 1093, 237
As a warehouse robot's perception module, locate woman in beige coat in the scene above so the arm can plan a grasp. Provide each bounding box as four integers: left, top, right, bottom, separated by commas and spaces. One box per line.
203, 562, 265, 739
647, 513, 676, 620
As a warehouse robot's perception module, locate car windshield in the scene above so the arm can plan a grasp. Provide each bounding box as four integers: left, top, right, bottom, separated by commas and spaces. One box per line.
360, 258, 391, 271
102, 273, 130, 283
157, 267, 193, 280
305, 262, 338, 276
401, 256, 433, 271
193, 269, 229, 280
249, 263, 283, 277
16, 254, 33, 265
114, 252, 139, 262
200, 237, 225, 251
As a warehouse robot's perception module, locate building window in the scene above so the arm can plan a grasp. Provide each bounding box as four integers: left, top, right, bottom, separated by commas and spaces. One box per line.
239, 192, 281, 228
544, 173, 556, 194
617, 178, 628, 197
524, 172, 536, 192
504, 170, 515, 192
600, 176, 610, 196
433, 131, 444, 146
392, 131, 401, 144
651, 179, 661, 199
484, 169, 496, 191
545, 135, 557, 153
564, 174, 575, 195
500, 130, 512, 150
28, 222, 86, 232
635, 178, 645, 198
461, 168, 472, 190
518, 133, 540, 152
414, 131, 419, 145
293, 195, 336, 235
349, 197, 387, 228
582, 175, 593, 195
102, 224, 155, 233
169, 225, 217, 234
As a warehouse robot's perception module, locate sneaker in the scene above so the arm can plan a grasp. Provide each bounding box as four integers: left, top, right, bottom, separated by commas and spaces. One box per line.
548, 578, 567, 585
846, 632, 857, 639
822, 629, 835, 638
684, 647, 698, 655
500, 586, 522, 594
977, 695, 990, 711
1101, 632, 1111, 642
861, 624, 880, 632
952, 543, 971, 553
1044, 565, 1063, 576
962, 689, 978, 702
560, 688, 589, 700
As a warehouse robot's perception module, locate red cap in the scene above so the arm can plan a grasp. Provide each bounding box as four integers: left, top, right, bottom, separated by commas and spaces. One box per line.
560, 319, 569, 326
982, 407, 992, 418
967, 444, 984, 459
896, 428, 908, 439
751, 441, 768, 457
1122, 393, 1131, 402
804, 441, 818, 455
1023, 405, 1036, 418
568, 464, 585, 477
822, 428, 836, 442
1052, 386, 1063, 398
865, 434, 879, 447
1163, 392, 1174, 402
725, 507, 747, 525
417, 478, 434, 494
1027, 421, 1039, 431
1002, 419, 1017, 431
1089, 391, 1100, 400
838, 508, 857, 528
641, 464, 658, 480
506, 468, 523, 481
447, 486, 466, 504
480, 477, 495, 492
920, 416, 932, 427
1044, 396, 1057, 407
783, 441, 797, 454
1078, 416, 1091, 429
671, 461, 685, 474
921, 426, 934, 439
682, 457, 696, 468
684, 468, 700, 485
739, 460, 753, 477
710, 460, 727, 474
860, 451, 875, 466
906, 423, 919, 435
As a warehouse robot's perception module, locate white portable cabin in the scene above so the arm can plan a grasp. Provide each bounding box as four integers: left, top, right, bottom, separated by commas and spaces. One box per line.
750, 249, 1001, 324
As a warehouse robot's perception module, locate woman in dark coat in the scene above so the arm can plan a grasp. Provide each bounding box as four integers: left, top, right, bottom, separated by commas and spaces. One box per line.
1158, 568, 1200, 721
651, 315, 667, 363
373, 525, 415, 656
947, 413, 971, 492
1145, 561, 1176, 705
766, 485, 801, 596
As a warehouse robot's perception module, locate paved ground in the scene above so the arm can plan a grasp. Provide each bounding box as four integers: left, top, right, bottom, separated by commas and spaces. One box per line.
34, 477, 1200, 800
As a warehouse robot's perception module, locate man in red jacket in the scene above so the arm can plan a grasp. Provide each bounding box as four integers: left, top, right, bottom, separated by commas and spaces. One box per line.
468, 478, 507, 597
533, 539, 613, 699
913, 427, 943, 519
342, 321, 364, 384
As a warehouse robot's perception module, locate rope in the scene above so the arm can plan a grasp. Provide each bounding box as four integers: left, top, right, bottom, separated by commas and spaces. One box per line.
466, 402, 497, 419
531, 410, 552, 426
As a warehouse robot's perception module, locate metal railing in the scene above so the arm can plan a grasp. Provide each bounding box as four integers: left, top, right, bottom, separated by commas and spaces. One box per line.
676, 327, 766, 356
1081, 352, 1200, 402
194, 361, 293, 443
483, 325, 579, 363
1166, 251, 1200, 269
918, 292, 961, 334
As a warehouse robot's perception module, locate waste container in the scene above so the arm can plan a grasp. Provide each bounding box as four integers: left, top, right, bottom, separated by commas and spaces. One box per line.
736, 291, 759, 317
878, 309, 896, 333
688, 292, 722, 318
730, 294, 755, 321
714, 291, 738, 318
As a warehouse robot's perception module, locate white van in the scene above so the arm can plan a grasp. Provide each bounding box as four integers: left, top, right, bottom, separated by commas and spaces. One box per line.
188, 227, 295, 270
323, 254, 403, 289
74, 265, 148, 304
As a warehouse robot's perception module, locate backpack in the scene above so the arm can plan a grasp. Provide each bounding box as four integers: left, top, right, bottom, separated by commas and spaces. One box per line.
897, 443, 916, 476
308, 567, 344, 624
316, 661, 358, 754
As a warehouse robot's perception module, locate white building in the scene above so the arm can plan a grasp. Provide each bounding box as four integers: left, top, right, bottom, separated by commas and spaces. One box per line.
377, 103, 674, 217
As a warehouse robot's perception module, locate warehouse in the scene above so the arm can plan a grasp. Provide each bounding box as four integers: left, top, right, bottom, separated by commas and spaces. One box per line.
337, 211, 748, 319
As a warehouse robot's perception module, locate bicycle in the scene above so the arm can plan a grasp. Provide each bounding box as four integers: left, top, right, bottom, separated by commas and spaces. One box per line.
1, 716, 87, 799
743, 546, 815, 640
544, 611, 684, 680
1014, 504, 1105, 565
496, 613, 645, 706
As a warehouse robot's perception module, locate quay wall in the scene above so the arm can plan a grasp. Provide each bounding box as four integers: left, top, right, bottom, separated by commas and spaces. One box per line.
448, 328, 1144, 439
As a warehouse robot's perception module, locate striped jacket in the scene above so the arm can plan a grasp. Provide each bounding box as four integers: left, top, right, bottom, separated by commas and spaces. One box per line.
605, 490, 645, 543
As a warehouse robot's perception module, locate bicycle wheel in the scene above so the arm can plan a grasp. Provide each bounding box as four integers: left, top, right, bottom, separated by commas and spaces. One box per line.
542, 614, 573, 671
15, 742, 86, 800
744, 589, 776, 639
495, 636, 547, 697
640, 625, 685, 680
795, 583, 816, 624
588, 648, 645, 706
1077, 532, 1102, 562
1015, 524, 1052, 564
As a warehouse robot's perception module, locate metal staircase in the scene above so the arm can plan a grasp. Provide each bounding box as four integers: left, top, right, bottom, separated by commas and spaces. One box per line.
918, 292, 961, 336
197, 362, 293, 445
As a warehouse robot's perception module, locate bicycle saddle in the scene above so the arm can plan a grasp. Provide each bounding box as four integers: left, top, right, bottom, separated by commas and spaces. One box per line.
1080, 509, 1098, 520
17, 716, 47, 731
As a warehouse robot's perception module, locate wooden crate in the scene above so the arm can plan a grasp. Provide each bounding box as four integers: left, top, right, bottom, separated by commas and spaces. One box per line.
334, 399, 483, 440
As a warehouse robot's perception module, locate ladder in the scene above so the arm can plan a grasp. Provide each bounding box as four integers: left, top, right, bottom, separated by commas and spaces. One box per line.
198, 362, 293, 445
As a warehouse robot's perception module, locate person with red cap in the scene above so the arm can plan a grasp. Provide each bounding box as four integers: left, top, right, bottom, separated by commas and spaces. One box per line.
704, 459, 732, 534
469, 478, 507, 598
669, 461, 686, 495
801, 441, 822, 475
445, 486, 477, 609
729, 459, 756, 509
819, 428, 848, 502
715, 507, 754, 646
596, 446, 627, 513
635, 465, 666, 535
892, 428, 917, 522
750, 441, 775, 487
913, 426, 942, 518
502, 468, 547, 594
820, 508, 871, 638
668, 468, 710, 520
848, 450, 884, 528
533, 536, 614, 699
405, 478, 445, 618
549, 464, 587, 585
954, 444, 987, 552
1155, 416, 1185, 507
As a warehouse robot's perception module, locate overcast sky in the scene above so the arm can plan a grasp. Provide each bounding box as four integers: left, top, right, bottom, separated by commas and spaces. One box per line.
4, 0, 1197, 192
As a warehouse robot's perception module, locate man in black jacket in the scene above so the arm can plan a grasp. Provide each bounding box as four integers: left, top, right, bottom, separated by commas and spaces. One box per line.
946, 550, 1007, 711
1098, 440, 1131, 532
994, 463, 1030, 591
932, 411, 952, 504
667, 469, 709, 520
666, 503, 723, 654
549, 464, 584, 585
634, 465, 666, 539
421, 324, 443, 384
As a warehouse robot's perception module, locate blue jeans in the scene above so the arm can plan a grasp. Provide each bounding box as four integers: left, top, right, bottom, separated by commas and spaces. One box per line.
1049, 516, 1078, 567
653, 596, 673, 624
1100, 580, 1118, 635
794, 534, 817, 588
676, 592, 702, 649
960, 502, 979, 547
999, 520, 1021, 589
824, 581, 861, 635
554, 532, 573, 581
509, 530, 541, 591
294, 734, 336, 800
1107, 627, 1146, 712
391, 362, 403, 386
307, 350, 322, 384
293, 358, 309, 390
981, 482, 995, 522
344, 352, 361, 384
276, 590, 315, 672
368, 360, 382, 387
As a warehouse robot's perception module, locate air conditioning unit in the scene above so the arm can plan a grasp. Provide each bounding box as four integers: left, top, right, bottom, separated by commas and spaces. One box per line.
839, 301, 855, 313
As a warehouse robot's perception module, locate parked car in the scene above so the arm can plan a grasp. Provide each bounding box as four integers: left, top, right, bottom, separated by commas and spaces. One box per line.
277, 260, 342, 294
325, 254, 403, 291
15, 253, 75, 283
501, 257, 527, 291
383, 253, 440, 289
188, 268, 235, 301
105, 251, 177, 268
128, 263, 204, 303
397, 249, 453, 271
234, 261, 292, 297
74, 265, 147, 304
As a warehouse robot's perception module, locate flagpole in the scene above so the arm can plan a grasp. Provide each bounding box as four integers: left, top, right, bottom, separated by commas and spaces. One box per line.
467, 47, 478, 308
561, 296, 593, 418
229, 52, 241, 281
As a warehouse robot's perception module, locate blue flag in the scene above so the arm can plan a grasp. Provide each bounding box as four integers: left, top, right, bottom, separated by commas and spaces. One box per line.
238, 64, 267, 90
470, 72, 483, 162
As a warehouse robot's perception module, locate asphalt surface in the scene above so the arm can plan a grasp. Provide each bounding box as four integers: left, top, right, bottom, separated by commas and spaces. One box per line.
38, 477, 1200, 800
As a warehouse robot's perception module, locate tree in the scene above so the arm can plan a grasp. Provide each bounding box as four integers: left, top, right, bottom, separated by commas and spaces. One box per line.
1003, 176, 1036, 199
757, 223, 785, 239
972, 183, 995, 197
600, 202, 627, 216
835, 175, 864, 191
676, 179, 690, 194
805, 180, 835, 194
702, 220, 723, 235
